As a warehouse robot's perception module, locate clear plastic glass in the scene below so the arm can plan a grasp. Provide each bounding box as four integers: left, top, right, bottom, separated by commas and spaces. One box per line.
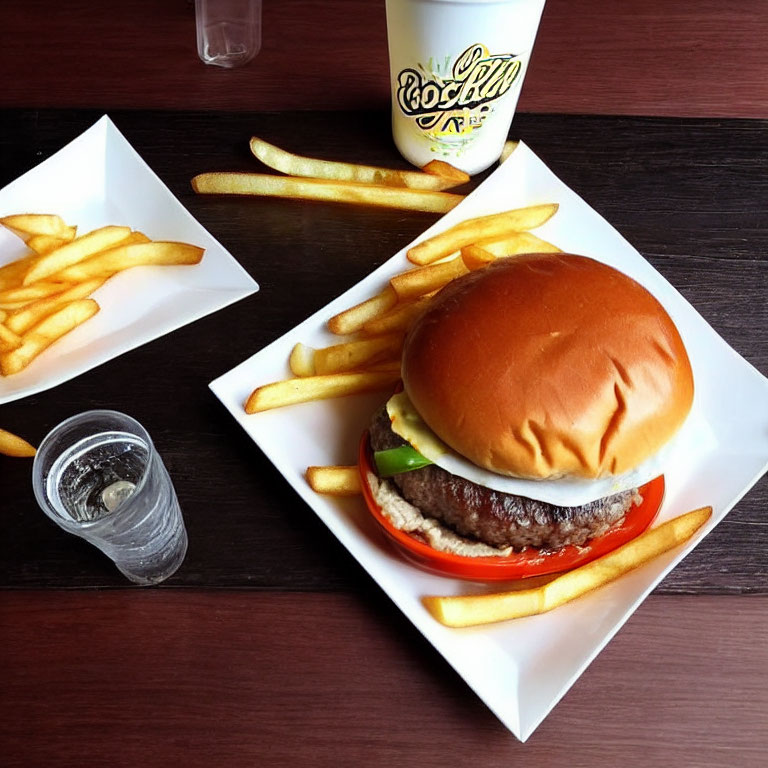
32, 410, 188, 585
195, 0, 262, 68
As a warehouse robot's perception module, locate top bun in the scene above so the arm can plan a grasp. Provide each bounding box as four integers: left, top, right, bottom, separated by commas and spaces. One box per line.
402, 253, 694, 480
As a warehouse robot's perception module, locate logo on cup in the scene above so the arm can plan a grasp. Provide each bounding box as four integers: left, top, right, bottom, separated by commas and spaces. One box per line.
396, 43, 521, 143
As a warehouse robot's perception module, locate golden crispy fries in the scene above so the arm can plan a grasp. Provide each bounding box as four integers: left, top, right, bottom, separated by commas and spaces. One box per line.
0, 213, 75, 239
421, 160, 471, 186
0, 214, 202, 375
5, 278, 106, 335
423, 506, 713, 627
361, 294, 434, 336
460, 244, 497, 270
305, 465, 361, 496
314, 333, 404, 375
51, 242, 204, 282
0, 299, 100, 376
289, 342, 317, 377
192, 172, 463, 213
250, 137, 464, 192
365, 360, 403, 374
0, 300, 41, 312
327, 287, 397, 336
0, 281, 70, 307
0, 323, 21, 352
22, 225, 131, 285
71, 229, 151, 255
390, 256, 469, 301
26, 233, 75, 255
407, 204, 559, 265
0, 254, 37, 291
245, 370, 400, 414
476, 230, 561, 257
499, 140, 519, 164
0, 427, 36, 457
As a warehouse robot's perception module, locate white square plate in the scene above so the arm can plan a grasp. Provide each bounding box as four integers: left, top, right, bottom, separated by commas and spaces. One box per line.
0, 115, 258, 403
209, 142, 768, 741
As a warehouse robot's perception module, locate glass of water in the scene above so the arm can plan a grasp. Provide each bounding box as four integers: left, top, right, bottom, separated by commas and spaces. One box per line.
32, 410, 188, 585
195, 0, 262, 68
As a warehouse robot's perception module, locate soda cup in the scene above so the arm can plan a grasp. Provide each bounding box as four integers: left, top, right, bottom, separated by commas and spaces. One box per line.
385, 0, 546, 175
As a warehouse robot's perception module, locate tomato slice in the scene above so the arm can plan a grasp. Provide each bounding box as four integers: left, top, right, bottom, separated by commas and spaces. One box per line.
359, 433, 664, 581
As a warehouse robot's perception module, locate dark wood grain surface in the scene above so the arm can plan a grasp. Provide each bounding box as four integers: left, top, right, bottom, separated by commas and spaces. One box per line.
1, 109, 766, 592
2, 591, 768, 768
1, 0, 766, 118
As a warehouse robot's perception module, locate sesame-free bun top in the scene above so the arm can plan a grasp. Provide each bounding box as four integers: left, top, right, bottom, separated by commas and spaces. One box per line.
401, 253, 694, 480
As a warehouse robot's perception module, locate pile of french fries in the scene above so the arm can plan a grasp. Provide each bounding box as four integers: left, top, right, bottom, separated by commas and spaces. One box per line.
0, 213, 204, 376
192, 136, 475, 212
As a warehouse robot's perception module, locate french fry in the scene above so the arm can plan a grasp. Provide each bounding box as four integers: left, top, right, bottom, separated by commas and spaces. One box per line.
0, 213, 75, 239
0, 300, 40, 312
407, 204, 559, 265
313, 333, 404, 375
0, 323, 21, 352
394, 232, 558, 285
0, 254, 38, 291
366, 360, 403, 374
289, 342, 317, 377
306, 465, 361, 496
390, 256, 469, 301
245, 370, 400, 414
499, 140, 519, 164
327, 287, 397, 335
51, 242, 204, 282
250, 137, 464, 192
422, 506, 713, 627
26, 232, 76, 255
0, 427, 36, 457
421, 160, 471, 186
192, 172, 463, 213
6, 278, 106, 335
22, 225, 131, 285
475, 230, 561, 257
361, 294, 434, 336
460, 244, 497, 270
0, 281, 70, 307
0, 310, 5, 322
0, 299, 99, 376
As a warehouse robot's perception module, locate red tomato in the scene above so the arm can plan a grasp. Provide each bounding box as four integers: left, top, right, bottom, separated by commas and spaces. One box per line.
358, 434, 664, 581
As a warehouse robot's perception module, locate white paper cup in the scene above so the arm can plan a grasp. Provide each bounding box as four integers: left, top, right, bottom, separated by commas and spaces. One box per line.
386, 0, 546, 175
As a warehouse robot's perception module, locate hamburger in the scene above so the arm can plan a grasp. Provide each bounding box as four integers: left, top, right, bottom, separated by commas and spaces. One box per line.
361, 252, 694, 570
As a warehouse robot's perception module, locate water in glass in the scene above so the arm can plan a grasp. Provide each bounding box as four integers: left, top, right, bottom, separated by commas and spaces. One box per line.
34, 412, 188, 585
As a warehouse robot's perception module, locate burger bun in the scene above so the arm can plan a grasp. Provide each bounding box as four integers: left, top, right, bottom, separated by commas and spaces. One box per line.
402, 253, 694, 480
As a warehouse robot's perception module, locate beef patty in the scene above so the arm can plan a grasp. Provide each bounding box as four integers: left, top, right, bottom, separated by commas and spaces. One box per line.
369, 406, 640, 551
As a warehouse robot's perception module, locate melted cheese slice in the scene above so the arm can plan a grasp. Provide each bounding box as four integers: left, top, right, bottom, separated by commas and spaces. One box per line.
386, 391, 713, 506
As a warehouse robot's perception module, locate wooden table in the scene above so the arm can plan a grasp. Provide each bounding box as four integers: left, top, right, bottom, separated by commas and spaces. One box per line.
1, 2, 767, 765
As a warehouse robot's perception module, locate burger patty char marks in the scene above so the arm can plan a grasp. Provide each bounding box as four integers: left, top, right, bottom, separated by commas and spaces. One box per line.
369, 407, 641, 551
